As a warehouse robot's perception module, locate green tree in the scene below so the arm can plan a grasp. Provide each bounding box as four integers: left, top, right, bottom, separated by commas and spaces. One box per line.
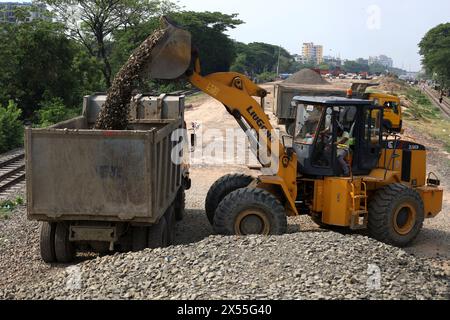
231, 42, 293, 77
37, 98, 80, 128
170, 11, 243, 75
419, 23, 450, 89
342, 60, 369, 74
0, 16, 100, 119
41, 0, 178, 87
0, 101, 24, 153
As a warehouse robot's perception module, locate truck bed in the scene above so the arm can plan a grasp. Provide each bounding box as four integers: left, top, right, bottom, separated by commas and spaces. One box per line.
26, 95, 185, 224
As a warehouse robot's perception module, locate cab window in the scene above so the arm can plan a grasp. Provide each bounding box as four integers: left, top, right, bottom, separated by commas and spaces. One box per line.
365, 109, 382, 145
294, 104, 324, 145
384, 101, 399, 114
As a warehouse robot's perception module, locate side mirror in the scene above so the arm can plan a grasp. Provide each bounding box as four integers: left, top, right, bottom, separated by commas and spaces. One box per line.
282, 135, 293, 149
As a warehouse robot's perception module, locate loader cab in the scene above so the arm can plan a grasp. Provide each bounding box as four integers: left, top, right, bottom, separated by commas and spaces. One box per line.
291, 96, 383, 177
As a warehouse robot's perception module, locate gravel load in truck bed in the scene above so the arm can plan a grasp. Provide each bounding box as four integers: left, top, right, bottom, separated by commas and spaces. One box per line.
3, 232, 448, 300
95, 28, 166, 130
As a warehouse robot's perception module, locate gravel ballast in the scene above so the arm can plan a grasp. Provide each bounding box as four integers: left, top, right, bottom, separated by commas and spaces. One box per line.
2, 232, 448, 300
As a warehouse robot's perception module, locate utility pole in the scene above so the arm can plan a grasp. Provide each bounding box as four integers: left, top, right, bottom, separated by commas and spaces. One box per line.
276, 45, 281, 76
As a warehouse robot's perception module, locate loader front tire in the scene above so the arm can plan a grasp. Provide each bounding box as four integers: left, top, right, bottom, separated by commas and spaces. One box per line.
205, 174, 254, 225
368, 184, 424, 248
54, 222, 75, 263
40, 222, 56, 263
214, 188, 287, 236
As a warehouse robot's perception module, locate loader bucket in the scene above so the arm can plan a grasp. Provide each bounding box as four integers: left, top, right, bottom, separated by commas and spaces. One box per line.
143, 16, 192, 80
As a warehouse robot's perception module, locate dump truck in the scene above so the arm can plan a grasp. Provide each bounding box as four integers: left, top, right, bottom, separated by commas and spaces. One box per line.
274, 83, 403, 135
273, 83, 348, 134
26, 93, 190, 263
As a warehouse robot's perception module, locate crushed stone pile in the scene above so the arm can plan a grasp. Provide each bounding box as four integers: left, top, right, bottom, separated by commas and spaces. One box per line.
95, 28, 167, 130
284, 69, 329, 85
3, 233, 448, 300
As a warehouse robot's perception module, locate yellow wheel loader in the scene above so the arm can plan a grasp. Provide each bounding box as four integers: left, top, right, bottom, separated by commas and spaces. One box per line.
147, 17, 444, 247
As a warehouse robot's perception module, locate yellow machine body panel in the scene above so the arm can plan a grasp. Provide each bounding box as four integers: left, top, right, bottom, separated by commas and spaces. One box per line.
321, 178, 353, 226
417, 186, 444, 218
377, 147, 427, 187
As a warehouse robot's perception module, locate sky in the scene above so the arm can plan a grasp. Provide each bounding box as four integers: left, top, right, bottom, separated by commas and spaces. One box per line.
175, 0, 450, 71
3, 0, 449, 71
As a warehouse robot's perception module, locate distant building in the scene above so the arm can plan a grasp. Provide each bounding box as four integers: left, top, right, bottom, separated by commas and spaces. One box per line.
302, 42, 324, 65
356, 58, 369, 66
293, 54, 309, 64
0, 2, 47, 23
369, 55, 394, 68
323, 55, 342, 67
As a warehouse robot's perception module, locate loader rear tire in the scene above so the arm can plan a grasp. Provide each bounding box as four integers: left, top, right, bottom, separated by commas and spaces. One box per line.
132, 227, 148, 252
214, 188, 287, 236
54, 222, 75, 263
147, 216, 169, 249
205, 174, 254, 225
368, 184, 424, 248
40, 222, 56, 264
174, 187, 185, 222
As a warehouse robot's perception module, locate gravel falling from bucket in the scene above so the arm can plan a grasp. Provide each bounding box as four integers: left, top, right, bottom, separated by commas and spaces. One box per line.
94, 28, 167, 130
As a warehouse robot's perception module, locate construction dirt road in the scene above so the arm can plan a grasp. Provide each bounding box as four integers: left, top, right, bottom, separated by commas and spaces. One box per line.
0, 84, 449, 300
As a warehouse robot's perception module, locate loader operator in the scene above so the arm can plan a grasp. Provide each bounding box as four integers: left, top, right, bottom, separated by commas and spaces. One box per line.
336, 122, 354, 177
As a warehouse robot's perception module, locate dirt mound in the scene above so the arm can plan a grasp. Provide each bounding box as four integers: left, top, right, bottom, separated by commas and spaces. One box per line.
373, 75, 406, 93
284, 69, 329, 85
95, 28, 167, 130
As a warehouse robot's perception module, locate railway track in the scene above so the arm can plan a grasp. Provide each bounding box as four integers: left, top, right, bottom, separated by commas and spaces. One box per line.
0, 149, 25, 196
170, 89, 200, 97
422, 86, 450, 117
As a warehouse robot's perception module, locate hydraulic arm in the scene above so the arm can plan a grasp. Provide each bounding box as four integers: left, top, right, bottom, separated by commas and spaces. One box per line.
187, 67, 299, 215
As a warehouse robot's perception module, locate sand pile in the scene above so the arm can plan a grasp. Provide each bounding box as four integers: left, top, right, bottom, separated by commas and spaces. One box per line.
284, 69, 329, 85
373, 75, 406, 93
95, 28, 167, 130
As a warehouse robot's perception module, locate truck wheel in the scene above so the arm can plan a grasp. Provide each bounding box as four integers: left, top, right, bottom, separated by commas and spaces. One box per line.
132, 227, 148, 252
174, 187, 185, 222
214, 188, 287, 236
54, 222, 75, 263
286, 121, 296, 136
368, 184, 425, 247
40, 222, 56, 263
165, 206, 176, 245
148, 216, 168, 249
205, 174, 254, 226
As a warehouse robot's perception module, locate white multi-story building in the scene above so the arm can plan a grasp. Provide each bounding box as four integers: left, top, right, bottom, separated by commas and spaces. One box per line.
369, 55, 394, 68
0, 1, 47, 23
293, 54, 309, 64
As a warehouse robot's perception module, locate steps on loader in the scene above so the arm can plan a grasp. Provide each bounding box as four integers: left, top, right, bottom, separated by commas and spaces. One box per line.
350, 181, 368, 230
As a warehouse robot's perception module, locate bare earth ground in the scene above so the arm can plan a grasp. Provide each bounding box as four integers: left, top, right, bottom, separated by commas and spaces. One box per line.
0, 84, 448, 296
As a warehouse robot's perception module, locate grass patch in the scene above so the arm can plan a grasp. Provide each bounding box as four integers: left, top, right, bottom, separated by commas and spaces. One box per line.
403, 88, 442, 120
403, 88, 450, 152
0, 197, 24, 220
